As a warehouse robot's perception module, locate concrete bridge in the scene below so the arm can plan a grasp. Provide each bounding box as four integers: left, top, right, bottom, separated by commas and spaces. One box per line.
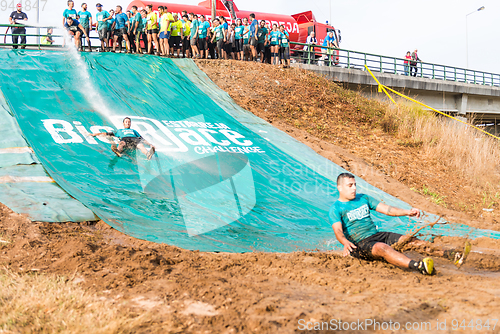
293, 64, 500, 135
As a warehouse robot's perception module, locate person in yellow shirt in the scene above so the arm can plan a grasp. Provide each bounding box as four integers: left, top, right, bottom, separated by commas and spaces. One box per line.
181, 14, 191, 58
158, 6, 173, 56
145, 4, 159, 54
169, 13, 183, 57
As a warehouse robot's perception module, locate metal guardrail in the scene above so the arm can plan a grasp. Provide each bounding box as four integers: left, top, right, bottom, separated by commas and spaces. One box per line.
289, 41, 500, 87
2, 23, 499, 87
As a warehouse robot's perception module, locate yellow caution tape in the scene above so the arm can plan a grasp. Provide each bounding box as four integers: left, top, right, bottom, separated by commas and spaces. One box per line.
364, 65, 500, 141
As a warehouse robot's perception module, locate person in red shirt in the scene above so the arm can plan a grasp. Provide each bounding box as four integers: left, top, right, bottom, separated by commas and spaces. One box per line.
404, 51, 411, 76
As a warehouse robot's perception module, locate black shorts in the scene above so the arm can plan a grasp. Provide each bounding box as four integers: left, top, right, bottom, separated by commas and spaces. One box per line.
147, 28, 159, 35
350, 232, 403, 260
169, 36, 181, 47
114, 28, 128, 38
198, 37, 207, 50
257, 42, 265, 54
224, 42, 233, 54
235, 39, 243, 52
98, 27, 107, 41
121, 137, 143, 149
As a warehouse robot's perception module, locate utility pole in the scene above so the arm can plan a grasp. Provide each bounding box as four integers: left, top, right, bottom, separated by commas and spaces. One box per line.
211, 0, 216, 22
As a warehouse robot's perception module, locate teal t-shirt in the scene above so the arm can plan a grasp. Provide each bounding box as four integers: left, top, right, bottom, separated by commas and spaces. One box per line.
328, 194, 380, 243
214, 25, 224, 41
63, 9, 78, 20
269, 30, 281, 45
78, 10, 91, 28
242, 26, 250, 44
113, 128, 142, 139
198, 21, 210, 39
257, 27, 267, 43
132, 12, 142, 31
106, 17, 115, 30
280, 31, 289, 48
95, 11, 110, 31
190, 19, 199, 38
234, 25, 244, 40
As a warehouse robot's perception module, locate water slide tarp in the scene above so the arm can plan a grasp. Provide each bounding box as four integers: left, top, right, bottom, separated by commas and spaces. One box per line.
0, 87, 96, 222
0, 49, 498, 252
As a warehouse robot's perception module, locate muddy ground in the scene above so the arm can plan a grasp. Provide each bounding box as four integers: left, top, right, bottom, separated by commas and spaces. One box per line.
1, 60, 500, 333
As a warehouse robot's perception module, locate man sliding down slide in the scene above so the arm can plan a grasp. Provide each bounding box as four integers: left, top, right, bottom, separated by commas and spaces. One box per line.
330, 173, 471, 275
90, 117, 155, 160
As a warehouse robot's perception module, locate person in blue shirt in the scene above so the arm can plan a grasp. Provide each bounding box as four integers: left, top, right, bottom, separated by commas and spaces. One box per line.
95, 3, 110, 52
106, 9, 115, 49
64, 17, 90, 50
279, 25, 290, 68
91, 117, 155, 160
321, 30, 338, 63
62, 0, 77, 26
330, 173, 470, 275
234, 18, 244, 60
248, 13, 258, 60
268, 24, 281, 65
197, 15, 210, 59
111, 5, 130, 53
78, 3, 92, 51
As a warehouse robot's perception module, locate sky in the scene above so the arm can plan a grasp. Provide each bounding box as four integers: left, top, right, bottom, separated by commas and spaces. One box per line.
4, 0, 498, 73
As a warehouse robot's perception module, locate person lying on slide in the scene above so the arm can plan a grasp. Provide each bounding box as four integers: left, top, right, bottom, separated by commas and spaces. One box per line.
90, 117, 155, 160
330, 172, 470, 275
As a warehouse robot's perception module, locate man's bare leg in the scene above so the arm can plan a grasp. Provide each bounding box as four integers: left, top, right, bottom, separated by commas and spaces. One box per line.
371, 242, 412, 268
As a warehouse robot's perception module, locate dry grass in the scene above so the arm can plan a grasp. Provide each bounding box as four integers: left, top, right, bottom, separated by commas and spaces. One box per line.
0, 269, 159, 333
384, 101, 500, 189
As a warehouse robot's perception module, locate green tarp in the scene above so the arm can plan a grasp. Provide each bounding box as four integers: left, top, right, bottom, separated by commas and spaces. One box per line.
0, 49, 498, 252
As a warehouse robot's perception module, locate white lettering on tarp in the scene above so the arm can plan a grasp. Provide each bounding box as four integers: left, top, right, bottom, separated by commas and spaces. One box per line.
41, 117, 265, 155
346, 204, 370, 222
43, 119, 84, 144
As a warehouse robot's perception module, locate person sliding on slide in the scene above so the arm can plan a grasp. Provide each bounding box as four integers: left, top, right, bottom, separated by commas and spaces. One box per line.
90, 117, 155, 160
330, 173, 471, 275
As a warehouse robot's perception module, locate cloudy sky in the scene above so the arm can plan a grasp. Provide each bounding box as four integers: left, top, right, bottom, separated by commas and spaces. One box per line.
6, 0, 497, 72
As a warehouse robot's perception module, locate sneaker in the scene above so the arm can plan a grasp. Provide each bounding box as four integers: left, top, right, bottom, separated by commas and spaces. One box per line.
111, 144, 122, 157
417, 257, 434, 275
146, 146, 155, 160
454, 241, 472, 268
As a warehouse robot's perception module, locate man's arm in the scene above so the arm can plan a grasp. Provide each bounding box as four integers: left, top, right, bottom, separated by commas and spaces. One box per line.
376, 202, 420, 218
90, 131, 114, 137
79, 23, 90, 38
332, 222, 357, 257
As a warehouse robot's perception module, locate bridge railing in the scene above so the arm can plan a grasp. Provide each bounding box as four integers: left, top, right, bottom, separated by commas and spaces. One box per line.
289, 41, 500, 87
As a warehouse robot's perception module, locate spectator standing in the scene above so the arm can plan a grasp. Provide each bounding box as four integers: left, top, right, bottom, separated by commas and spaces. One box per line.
211, 18, 225, 59
181, 14, 191, 58
112, 5, 130, 53
264, 22, 271, 63
63, 0, 77, 26
304, 31, 317, 62
78, 3, 92, 51
95, 3, 110, 51
9, 3, 28, 49
321, 31, 337, 62
170, 14, 183, 57
226, 23, 236, 59
404, 51, 411, 76
410, 49, 420, 77
207, 19, 216, 59
234, 18, 244, 60
269, 24, 281, 65
197, 15, 210, 58
106, 9, 115, 51
249, 13, 258, 61
138, 10, 148, 53
41, 28, 55, 45
256, 20, 268, 63
279, 25, 290, 68
129, 6, 142, 53
189, 13, 199, 58
146, 4, 159, 54
242, 17, 251, 61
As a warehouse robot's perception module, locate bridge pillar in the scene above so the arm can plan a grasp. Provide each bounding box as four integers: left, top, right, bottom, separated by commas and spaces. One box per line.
457, 93, 468, 116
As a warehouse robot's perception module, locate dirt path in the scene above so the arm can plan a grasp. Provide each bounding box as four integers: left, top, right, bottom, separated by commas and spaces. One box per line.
1, 203, 500, 333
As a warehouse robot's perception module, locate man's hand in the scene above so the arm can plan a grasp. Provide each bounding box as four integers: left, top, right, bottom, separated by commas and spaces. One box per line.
408, 208, 420, 218
342, 242, 357, 257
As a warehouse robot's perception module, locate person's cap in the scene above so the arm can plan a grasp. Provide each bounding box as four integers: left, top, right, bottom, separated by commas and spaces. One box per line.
16, 3, 21, 7
96, 3, 102, 7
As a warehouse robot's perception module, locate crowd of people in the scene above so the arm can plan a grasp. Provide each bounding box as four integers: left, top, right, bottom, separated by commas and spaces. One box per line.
61, 0, 293, 67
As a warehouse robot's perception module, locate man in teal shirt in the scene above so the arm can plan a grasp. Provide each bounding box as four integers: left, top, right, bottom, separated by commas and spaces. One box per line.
130, 5, 142, 53
95, 3, 110, 51
90, 117, 155, 160
330, 173, 470, 275
78, 3, 92, 51
62, 0, 77, 25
